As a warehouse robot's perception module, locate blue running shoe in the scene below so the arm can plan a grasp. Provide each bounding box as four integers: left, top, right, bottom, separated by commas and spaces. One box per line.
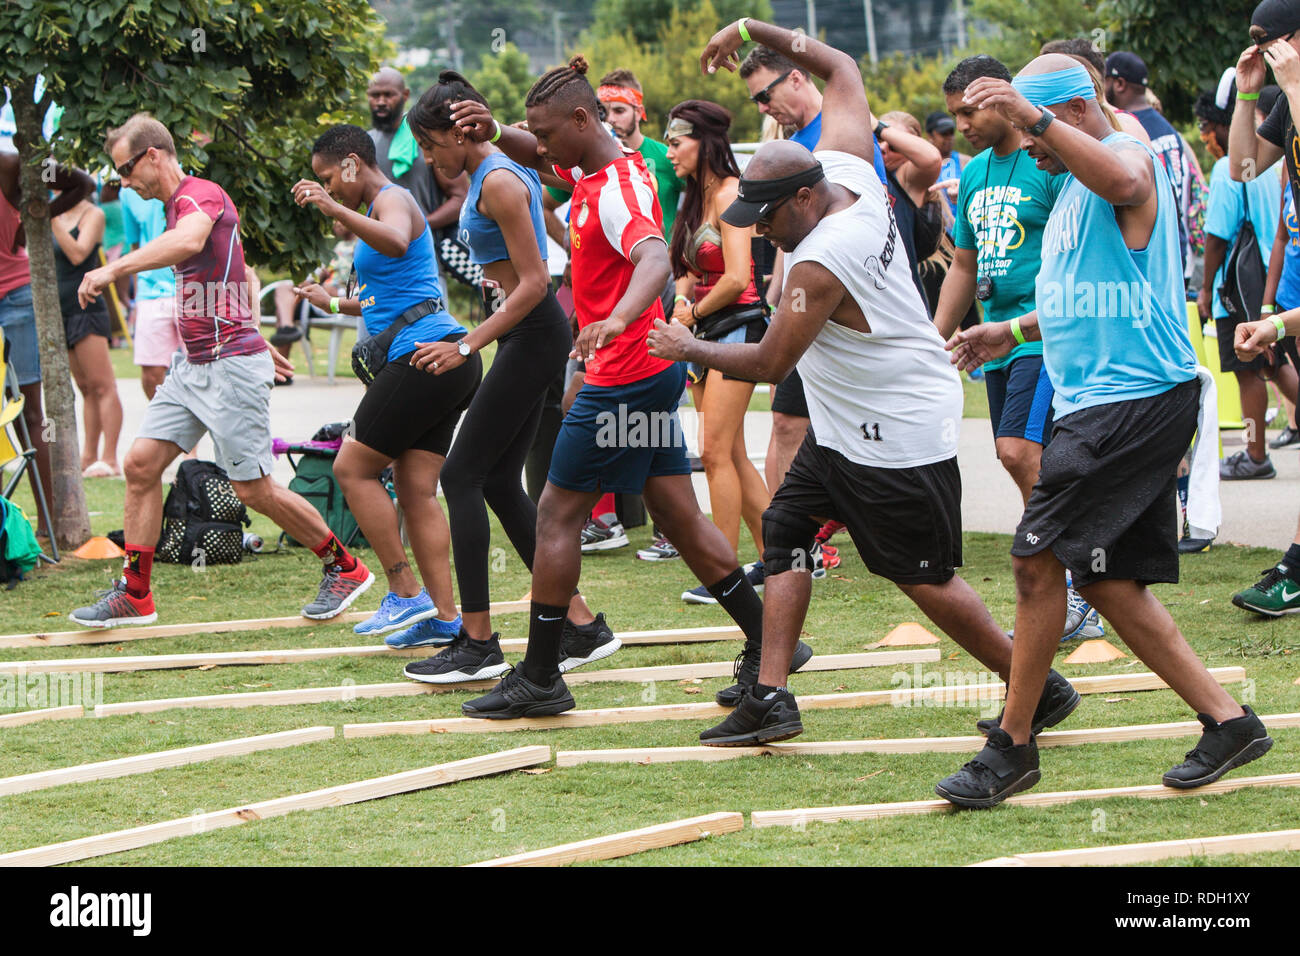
354, 589, 437, 636
385, 615, 463, 648
1061, 587, 1095, 642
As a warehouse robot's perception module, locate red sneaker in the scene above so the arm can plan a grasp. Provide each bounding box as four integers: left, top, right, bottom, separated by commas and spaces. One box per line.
70, 580, 158, 628
302, 557, 375, 619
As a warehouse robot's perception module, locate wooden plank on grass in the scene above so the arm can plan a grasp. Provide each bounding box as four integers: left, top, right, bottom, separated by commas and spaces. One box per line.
0, 600, 531, 649
0, 644, 436, 676
0, 727, 335, 797
0, 745, 550, 867
466, 812, 744, 867
749, 772, 1300, 828
0, 705, 83, 729
93, 650, 933, 718
555, 711, 1300, 767
2, 626, 758, 675
343, 667, 1246, 738
971, 828, 1300, 867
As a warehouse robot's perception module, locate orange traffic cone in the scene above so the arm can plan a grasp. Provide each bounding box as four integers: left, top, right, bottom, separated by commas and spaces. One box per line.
870, 622, 940, 648
1063, 638, 1127, 664
73, 536, 125, 560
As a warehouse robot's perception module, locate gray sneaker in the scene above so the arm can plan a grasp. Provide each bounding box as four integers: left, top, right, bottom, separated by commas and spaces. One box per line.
1220, 451, 1276, 481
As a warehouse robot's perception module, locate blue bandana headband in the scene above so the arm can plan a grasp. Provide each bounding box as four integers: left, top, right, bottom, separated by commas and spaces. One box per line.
1011, 65, 1097, 106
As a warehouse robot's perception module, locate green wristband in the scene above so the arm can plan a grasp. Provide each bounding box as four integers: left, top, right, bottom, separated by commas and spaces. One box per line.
329, 296, 340, 314
674, 294, 689, 305
1238, 91, 1260, 101
1275, 316, 1287, 341
1010, 317, 1027, 345
737, 17, 751, 42
489, 121, 503, 143
1262, 303, 1277, 314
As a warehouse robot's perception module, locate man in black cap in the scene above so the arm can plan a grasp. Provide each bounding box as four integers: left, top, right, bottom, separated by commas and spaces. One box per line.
926, 109, 968, 220
647, 16, 1067, 748
1104, 51, 1191, 271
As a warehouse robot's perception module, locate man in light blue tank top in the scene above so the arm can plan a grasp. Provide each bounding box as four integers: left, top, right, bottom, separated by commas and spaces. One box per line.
938, 56, 1272, 808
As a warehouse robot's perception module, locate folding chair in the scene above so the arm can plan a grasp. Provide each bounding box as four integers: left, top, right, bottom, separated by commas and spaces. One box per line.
0, 326, 58, 564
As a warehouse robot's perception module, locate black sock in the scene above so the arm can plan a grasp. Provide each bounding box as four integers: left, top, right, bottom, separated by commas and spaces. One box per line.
1284, 545, 1300, 580
522, 601, 567, 684
705, 568, 764, 647
754, 683, 782, 699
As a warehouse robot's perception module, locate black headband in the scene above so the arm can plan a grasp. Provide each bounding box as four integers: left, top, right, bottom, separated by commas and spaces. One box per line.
736, 163, 825, 203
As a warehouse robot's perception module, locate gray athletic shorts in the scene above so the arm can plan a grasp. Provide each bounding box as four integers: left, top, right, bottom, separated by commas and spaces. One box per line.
138, 350, 275, 481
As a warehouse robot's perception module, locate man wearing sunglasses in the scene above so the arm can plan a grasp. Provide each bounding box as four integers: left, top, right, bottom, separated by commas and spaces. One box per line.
68, 113, 373, 629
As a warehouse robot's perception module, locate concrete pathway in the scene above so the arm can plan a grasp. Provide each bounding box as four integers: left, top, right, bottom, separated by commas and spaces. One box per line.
92, 372, 1292, 551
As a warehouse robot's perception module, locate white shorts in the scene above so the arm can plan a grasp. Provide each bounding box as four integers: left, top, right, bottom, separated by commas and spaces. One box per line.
138, 350, 275, 481
133, 296, 182, 368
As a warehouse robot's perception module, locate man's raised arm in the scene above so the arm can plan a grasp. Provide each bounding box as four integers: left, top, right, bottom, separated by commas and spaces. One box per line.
700, 18, 874, 163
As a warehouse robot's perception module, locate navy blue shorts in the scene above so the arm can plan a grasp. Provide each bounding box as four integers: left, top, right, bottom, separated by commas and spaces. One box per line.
548, 363, 691, 494
985, 354, 1054, 445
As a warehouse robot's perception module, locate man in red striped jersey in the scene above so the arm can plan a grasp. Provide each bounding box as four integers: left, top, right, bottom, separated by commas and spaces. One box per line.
449, 56, 808, 718
69, 113, 372, 629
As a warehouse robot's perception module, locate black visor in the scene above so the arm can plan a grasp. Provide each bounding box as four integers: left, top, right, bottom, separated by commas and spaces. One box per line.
721, 163, 826, 227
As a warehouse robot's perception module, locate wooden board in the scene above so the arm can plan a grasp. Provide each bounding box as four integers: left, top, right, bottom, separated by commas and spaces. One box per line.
343, 667, 1246, 738
972, 828, 1300, 867
749, 771, 1300, 828
0, 727, 335, 797
466, 811, 744, 867
0, 644, 436, 676
555, 712, 1300, 766
0, 745, 550, 867
0, 705, 84, 729
0, 599, 532, 649
93, 650, 934, 718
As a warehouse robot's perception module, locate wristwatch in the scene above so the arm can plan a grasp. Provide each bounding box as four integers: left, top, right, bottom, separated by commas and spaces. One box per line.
458, 340, 472, 357
873, 120, 889, 138
1026, 108, 1054, 137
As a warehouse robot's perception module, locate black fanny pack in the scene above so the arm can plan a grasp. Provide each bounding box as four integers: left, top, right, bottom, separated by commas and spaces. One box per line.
692, 302, 768, 341
351, 296, 446, 386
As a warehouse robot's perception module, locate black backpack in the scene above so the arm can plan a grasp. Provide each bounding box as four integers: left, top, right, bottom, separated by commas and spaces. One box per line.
156, 460, 250, 566
1218, 184, 1265, 323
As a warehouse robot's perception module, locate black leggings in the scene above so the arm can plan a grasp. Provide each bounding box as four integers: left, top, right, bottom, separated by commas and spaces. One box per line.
441, 291, 572, 612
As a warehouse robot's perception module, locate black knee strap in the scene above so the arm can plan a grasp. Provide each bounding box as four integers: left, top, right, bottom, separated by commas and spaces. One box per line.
761, 507, 819, 575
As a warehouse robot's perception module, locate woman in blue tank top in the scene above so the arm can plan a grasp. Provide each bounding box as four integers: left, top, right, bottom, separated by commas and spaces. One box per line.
394, 71, 614, 683
293, 124, 480, 645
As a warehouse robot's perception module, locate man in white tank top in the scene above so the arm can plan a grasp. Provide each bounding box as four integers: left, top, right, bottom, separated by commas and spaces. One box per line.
649, 17, 1079, 747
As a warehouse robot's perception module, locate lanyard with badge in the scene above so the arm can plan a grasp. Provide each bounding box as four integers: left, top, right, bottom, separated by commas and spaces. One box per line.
974, 150, 1021, 302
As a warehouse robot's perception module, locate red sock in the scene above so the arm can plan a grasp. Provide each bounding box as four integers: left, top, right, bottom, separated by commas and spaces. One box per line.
123, 544, 155, 598
593, 493, 617, 523
312, 533, 357, 572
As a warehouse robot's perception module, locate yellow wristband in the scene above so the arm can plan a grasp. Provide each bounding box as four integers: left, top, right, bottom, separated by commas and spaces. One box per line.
489, 120, 503, 143
329, 296, 340, 314
1238, 91, 1260, 101
738, 17, 751, 42
1010, 317, 1027, 345
1262, 303, 1277, 314
674, 294, 689, 305
1275, 316, 1287, 341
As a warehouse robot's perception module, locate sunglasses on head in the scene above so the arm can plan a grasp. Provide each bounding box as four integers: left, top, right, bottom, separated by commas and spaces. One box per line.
750, 70, 793, 106
1251, 26, 1297, 44
115, 146, 153, 178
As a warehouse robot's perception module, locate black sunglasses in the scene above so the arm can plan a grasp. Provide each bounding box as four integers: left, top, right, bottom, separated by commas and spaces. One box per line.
750, 70, 793, 106
115, 146, 153, 178
1251, 26, 1297, 44
756, 193, 795, 227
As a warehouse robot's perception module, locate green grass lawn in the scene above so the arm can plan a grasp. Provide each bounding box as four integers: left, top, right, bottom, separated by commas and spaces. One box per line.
0, 490, 1296, 865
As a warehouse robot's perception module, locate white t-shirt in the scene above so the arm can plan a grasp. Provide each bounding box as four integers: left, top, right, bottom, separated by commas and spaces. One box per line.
785, 150, 962, 468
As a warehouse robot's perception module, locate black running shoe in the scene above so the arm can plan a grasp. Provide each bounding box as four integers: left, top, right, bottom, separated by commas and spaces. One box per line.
462, 666, 575, 719
975, 669, 1080, 736
403, 630, 511, 684
699, 686, 804, 746
715, 639, 813, 707
934, 728, 1041, 809
558, 612, 622, 672
1162, 706, 1273, 789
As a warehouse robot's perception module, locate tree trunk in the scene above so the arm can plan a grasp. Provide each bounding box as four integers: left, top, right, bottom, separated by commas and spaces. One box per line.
11, 79, 92, 551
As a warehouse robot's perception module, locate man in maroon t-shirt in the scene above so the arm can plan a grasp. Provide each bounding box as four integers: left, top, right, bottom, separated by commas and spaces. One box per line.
69, 113, 373, 628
